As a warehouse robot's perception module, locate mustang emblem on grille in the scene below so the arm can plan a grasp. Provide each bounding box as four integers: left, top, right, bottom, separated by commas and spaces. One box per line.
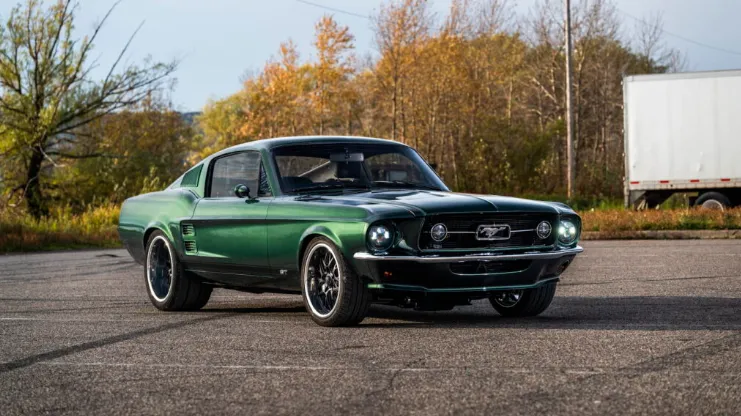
475, 224, 511, 241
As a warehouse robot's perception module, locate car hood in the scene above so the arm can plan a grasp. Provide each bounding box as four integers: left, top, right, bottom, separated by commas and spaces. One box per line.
311, 190, 573, 217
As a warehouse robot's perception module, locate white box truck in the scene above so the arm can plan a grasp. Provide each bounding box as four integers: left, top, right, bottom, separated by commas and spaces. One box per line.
624, 69, 741, 209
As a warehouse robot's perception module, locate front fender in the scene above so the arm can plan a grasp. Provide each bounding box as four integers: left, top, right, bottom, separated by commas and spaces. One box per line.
294, 222, 368, 272
299, 225, 342, 250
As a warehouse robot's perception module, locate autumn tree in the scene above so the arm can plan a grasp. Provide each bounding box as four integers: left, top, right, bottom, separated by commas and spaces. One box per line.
56, 96, 195, 209
312, 15, 355, 135
0, 0, 176, 217
374, 0, 431, 142
196, 93, 246, 159
242, 41, 314, 139
195, 0, 680, 200
521, 0, 681, 196
198, 20, 358, 152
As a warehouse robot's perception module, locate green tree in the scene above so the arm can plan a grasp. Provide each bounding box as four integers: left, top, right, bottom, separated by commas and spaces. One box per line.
0, 0, 176, 217
196, 93, 246, 160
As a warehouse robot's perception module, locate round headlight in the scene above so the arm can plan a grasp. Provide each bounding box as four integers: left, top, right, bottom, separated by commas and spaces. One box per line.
557, 220, 578, 245
367, 223, 394, 252
430, 223, 447, 242
536, 221, 552, 239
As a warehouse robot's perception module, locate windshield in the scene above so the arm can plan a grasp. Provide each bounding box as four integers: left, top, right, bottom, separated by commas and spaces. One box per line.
272, 143, 448, 194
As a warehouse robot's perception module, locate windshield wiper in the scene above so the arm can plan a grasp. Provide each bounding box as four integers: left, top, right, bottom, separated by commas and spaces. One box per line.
372, 180, 441, 191
293, 183, 370, 194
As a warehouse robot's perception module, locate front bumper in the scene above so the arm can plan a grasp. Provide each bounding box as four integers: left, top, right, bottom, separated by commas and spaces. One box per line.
354, 247, 583, 263
353, 246, 582, 294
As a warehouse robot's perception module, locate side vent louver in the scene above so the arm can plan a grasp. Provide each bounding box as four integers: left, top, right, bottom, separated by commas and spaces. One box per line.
182, 224, 195, 237
182, 224, 196, 255
184, 241, 197, 254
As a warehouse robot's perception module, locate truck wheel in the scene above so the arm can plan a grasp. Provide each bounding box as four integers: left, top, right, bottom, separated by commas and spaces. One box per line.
488, 282, 557, 317
145, 230, 212, 311
695, 192, 731, 210
301, 237, 371, 327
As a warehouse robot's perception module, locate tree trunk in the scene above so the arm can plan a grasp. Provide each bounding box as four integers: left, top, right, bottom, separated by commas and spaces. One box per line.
391, 73, 398, 141
346, 104, 352, 135
400, 79, 406, 144
24, 146, 46, 218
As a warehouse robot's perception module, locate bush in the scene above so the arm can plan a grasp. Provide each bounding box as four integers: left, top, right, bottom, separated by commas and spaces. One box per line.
0, 205, 121, 252
579, 208, 741, 232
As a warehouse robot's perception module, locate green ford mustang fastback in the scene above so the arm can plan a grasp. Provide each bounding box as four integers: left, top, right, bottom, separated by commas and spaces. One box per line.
119, 136, 582, 326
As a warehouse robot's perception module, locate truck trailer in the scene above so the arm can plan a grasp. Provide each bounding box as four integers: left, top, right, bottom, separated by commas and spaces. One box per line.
624, 69, 741, 209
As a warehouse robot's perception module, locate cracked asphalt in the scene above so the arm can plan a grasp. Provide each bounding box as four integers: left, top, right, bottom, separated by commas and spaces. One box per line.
1, 240, 741, 415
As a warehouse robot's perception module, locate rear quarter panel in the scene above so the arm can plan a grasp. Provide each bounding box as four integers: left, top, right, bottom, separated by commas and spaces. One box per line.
118, 189, 199, 264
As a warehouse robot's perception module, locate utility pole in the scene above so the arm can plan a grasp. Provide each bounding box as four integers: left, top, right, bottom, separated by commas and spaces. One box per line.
564, 0, 575, 199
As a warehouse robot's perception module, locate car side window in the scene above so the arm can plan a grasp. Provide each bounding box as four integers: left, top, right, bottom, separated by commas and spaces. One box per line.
209, 152, 268, 198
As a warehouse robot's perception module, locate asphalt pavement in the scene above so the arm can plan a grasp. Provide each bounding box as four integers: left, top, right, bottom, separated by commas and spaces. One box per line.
1, 240, 741, 415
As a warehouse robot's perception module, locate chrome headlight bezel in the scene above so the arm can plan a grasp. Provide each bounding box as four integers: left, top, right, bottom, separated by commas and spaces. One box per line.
536, 221, 552, 240
557, 219, 579, 246
430, 223, 448, 242
366, 222, 396, 253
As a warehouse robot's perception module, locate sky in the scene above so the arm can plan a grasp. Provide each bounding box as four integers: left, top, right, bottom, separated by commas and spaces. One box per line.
2, 0, 740, 111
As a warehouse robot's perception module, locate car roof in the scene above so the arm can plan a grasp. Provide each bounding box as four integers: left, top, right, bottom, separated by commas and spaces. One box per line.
213, 136, 406, 157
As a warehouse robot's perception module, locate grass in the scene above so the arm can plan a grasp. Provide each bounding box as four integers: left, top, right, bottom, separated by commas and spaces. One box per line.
0, 205, 121, 253
579, 208, 741, 232
2, 205, 741, 253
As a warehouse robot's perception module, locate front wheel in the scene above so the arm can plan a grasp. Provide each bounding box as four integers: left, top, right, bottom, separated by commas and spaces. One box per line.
300, 237, 371, 327
488, 281, 557, 317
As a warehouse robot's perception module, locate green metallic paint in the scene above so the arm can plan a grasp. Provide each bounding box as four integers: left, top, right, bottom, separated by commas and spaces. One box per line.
265, 198, 371, 274
118, 136, 581, 292
189, 197, 271, 267
119, 188, 199, 264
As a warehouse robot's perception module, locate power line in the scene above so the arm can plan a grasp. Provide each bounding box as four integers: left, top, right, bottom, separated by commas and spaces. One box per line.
292, 1, 741, 58
294, 0, 371, 20
617, 8, 741, 57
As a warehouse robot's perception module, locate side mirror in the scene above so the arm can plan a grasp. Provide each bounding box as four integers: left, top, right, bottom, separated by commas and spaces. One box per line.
234, 184, 251, 199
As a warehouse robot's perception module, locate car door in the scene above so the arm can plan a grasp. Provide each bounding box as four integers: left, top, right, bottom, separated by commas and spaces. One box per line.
187, 150, 274, 285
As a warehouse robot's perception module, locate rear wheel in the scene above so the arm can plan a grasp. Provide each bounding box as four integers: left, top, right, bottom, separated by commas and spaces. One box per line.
145, 231, 212, 311
489, 281, 557, 317
300, 237, 371, 327
695, 192, 731, 210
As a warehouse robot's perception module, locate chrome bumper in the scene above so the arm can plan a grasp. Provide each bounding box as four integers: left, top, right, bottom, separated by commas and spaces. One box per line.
353, 246, 583, 263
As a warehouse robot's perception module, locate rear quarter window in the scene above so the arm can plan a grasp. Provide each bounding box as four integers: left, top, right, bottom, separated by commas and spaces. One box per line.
180, 164, 203, 187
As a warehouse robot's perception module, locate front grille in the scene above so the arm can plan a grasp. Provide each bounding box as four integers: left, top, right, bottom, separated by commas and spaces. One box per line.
419, 213, 556, 251
450, 260, 531, 275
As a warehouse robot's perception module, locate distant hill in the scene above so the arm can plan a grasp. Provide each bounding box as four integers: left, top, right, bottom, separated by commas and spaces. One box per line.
179, 111, 201, 126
